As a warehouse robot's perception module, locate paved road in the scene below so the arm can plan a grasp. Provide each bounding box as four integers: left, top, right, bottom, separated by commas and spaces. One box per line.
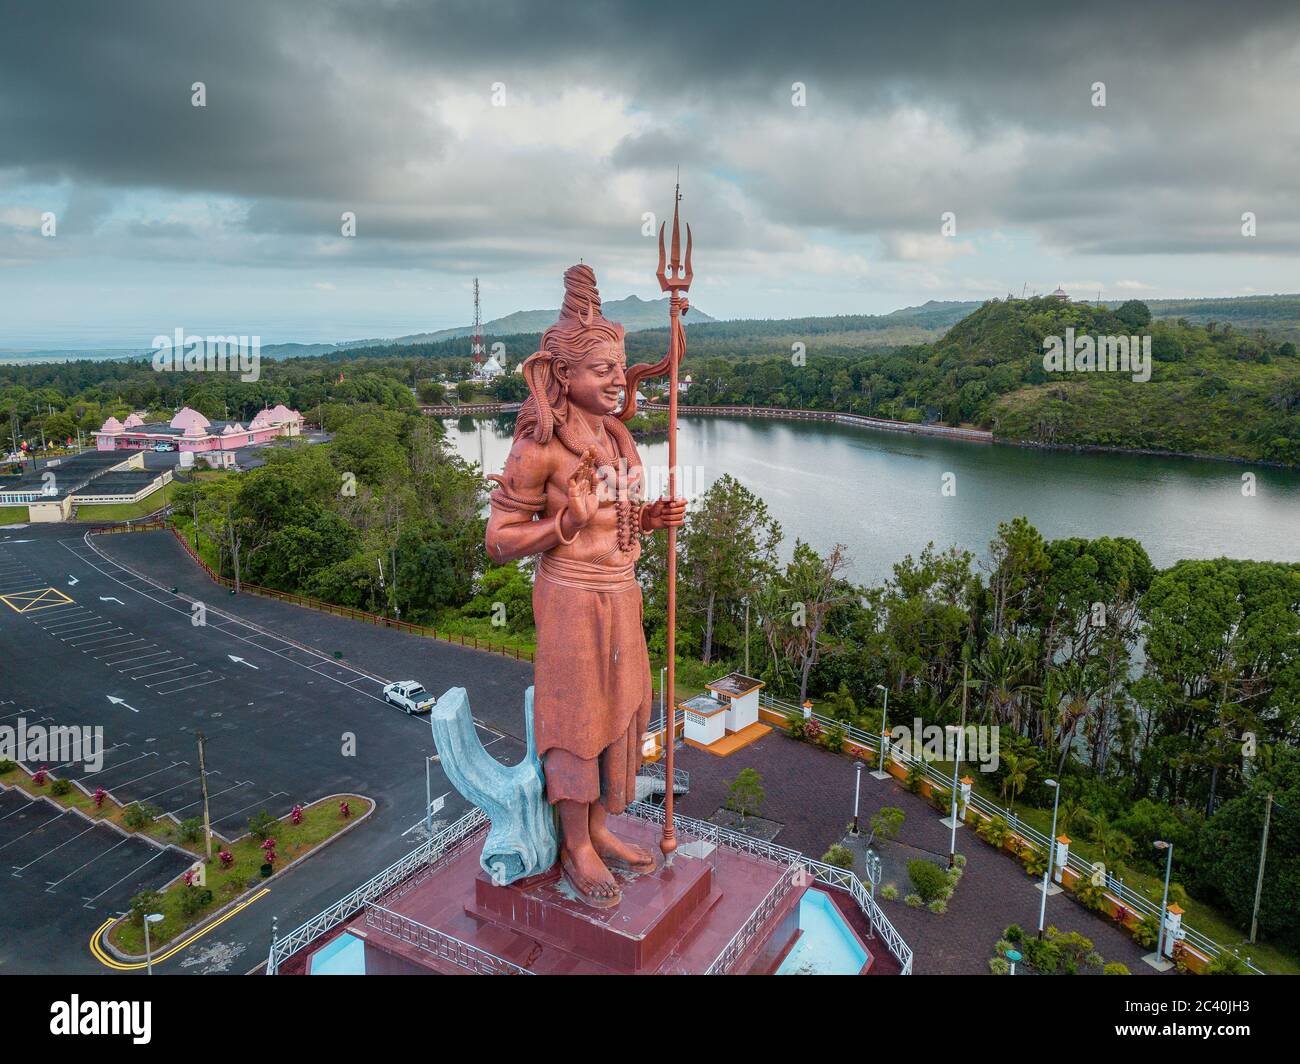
0, 524, 532, 974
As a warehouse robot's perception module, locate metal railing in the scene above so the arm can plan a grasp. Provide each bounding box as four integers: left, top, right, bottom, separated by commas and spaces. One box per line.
642, 402, 993, 443
625, 800, 914, 975
364, 903, 532, 975
707, 863, 803, 974
757, 692, 1264, 975
638, 758, 690, 793
266, 808, 487, 973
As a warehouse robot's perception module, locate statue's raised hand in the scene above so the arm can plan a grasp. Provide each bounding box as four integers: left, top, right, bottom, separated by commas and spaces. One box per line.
562, 448, 601, 534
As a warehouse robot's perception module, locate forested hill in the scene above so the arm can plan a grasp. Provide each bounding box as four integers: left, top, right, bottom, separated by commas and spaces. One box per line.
679, 296, 1300, 465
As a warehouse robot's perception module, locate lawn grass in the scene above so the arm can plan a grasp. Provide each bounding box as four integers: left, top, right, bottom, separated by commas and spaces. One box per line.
75, 479, 179, 522
108, 794, 372, 955
0, 505, 28, 524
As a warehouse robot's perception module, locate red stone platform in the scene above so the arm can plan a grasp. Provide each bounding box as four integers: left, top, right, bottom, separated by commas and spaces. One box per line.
327, 815, 808, 974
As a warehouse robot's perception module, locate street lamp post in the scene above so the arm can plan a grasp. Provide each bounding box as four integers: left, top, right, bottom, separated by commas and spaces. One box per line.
852, 760, 863, 835
1154, 840, 1174, 963
871, 683, 891, 780
144, 912, 164, 975
1037, 779, 1060, 938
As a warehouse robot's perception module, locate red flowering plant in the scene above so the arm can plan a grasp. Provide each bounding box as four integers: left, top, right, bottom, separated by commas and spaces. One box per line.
802, 720, 823, 744
93, 787, 107, 808
219, 850, 234, 868
32, 766, 48, 785
182, 869, 197, 887
339, 800, 351, 819
290, 804, 303, 826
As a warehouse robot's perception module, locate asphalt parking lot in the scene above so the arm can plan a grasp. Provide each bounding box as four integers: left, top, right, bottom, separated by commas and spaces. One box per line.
0, 524, 532, 974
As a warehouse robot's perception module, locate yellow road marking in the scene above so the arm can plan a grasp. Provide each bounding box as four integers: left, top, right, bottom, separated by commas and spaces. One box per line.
88, 887, 271, 970
0, 586, 74, 613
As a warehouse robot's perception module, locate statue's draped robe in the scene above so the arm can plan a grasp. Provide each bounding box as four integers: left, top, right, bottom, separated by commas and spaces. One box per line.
487, 416, 652, 814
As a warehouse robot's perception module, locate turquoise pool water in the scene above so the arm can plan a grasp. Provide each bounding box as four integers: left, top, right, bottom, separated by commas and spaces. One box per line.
309, 931, 367, 975
776, 889, 869, 975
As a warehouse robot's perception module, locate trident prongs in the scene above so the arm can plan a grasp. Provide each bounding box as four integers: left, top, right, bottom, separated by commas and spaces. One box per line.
656, 181, 693, 293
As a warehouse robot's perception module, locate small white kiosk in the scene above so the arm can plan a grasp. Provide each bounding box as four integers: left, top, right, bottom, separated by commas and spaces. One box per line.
681, 694, 728, 746
706, 672, 765, 732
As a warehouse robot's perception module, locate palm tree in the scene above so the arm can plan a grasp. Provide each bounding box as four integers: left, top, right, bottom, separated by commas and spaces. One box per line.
998, 751, 1039, 813
1058, 797, 1096, 839
975, 636, 1040, 732
1088, 814, 1134, 867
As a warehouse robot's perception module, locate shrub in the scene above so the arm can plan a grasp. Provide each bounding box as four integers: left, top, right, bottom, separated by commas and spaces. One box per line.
123, 802, 160, 830
179, 886, 214, 918
904, 762, 925, 794
880, 884, 899, 900
1022, 846, 1048, 878
50, 778, 72, 797
339, 800, 351, 818
1208, 951, 1247, 975
290, 804, 304, 826
927, 898, 947, 914
821, 844, 854, 870
0, 758, 15, 774
1085, 951, 1104, 968
802, 719, 823, 745
1004, 924, 1025, 944
979, 815, 1011, 848
904, 893, 923, 908
179, 817, 204, 844
32, 766, 48, 785
128, 889, 162, 927
247, 810, 278, 841
784, 708, 807, 741
1022, 936, 1062, 974
1133, 913, 1160, 949
1103, 962, 1131, 975
218, 850, 234, 868
1046, 927, 1094, 968
952, 853, 966, 869
908, 859, 949, 903
1073, 879, 1108, 914
929, 787, 951, 814
824, 723, 846, 753
870, 807, 905, 841
92, 787, 107, 808
994, 938, 1014, 957
988, 957, 1009, 975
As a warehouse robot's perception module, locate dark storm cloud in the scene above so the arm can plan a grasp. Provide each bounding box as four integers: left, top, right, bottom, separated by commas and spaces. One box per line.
2, 0, 1298, 268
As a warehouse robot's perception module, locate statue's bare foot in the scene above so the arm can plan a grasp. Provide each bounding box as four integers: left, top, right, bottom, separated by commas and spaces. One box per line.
561, 844, 621, 908
590, 821, 658, 873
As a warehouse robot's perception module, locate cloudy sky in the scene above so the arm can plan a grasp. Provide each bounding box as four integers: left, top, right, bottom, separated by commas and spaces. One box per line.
2, 0, 1299, 348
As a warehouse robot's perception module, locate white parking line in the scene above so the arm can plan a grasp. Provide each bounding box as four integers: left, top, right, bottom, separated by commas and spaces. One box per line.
12, 820, 101, 873
84, 750, 156, 776
92, 759, 184, 792
46, 833, 134, 891
82, 847, 168, 906
152, 675, 222, 696
136, 662, 200, 681
126, 658, 187, 678
0, 809, 70, 853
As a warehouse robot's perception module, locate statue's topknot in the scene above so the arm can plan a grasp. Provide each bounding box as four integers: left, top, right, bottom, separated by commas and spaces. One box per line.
559, 263, 601, 323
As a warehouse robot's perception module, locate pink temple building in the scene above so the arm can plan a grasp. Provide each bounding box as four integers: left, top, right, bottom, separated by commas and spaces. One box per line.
94, 405, 304, 453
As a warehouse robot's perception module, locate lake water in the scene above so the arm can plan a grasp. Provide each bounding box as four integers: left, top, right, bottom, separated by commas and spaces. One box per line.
444, 414, 1300, 585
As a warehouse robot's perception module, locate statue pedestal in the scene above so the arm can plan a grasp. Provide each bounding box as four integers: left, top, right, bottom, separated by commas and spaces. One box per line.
470, 840, 721, 973
339, 814, 810, 975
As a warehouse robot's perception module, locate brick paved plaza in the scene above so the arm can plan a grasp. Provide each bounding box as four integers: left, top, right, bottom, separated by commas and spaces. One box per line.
672, 731, 1163, 975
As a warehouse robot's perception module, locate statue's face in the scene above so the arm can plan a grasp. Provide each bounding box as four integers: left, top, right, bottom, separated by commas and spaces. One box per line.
556, 344, 627, 417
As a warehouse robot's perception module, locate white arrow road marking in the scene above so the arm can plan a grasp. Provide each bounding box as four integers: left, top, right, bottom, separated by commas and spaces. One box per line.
67, 575, 79, 586
228, 655, 259, 669
98, 596, 124, 605
107, 695, 138, 712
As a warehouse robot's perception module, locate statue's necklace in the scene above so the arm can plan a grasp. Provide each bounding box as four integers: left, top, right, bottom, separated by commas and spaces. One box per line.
555, 415, 638, 555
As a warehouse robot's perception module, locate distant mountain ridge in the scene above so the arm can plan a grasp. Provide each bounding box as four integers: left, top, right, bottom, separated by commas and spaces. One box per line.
385, 294, 716, 346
